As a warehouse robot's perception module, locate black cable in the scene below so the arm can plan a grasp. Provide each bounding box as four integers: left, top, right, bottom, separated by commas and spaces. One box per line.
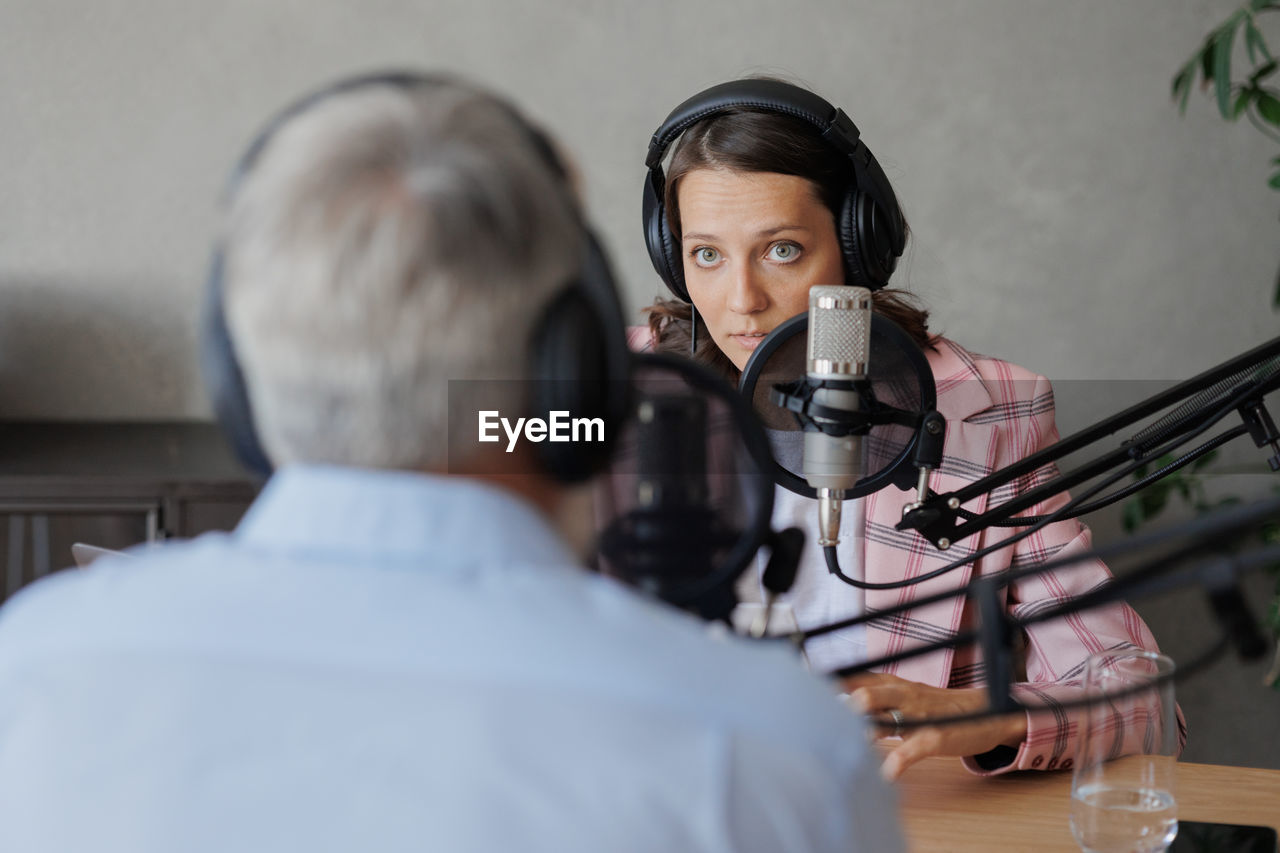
824, 545, 861, 586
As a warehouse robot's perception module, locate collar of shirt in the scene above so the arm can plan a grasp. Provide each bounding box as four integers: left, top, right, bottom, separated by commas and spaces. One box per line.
233, 464, 579, 572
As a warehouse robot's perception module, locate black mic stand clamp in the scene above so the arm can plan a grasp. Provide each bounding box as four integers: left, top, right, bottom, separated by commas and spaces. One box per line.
1239, 397, 1280, 471
893, 409, 963, 549
900, 410, 947, 514
897, 496, 964, 551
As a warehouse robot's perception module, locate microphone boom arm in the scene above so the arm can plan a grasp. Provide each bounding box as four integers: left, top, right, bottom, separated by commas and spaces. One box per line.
898, 335, 1280, 550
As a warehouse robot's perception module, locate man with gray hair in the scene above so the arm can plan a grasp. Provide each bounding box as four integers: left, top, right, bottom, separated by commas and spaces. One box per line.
0, 73, 901, 852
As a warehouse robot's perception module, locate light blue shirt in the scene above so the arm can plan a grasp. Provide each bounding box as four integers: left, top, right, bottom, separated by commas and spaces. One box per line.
0, 465, 902, 852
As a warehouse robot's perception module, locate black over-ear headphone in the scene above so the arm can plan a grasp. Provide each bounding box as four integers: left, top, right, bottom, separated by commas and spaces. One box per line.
201, 71, 631, 484
642, 79, 906, 302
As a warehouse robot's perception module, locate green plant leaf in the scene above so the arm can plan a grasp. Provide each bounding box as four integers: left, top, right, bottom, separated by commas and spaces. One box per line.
1171, 66, 1189, 97
1258, 91, 1280, 124
1250, 0, 1279, 13
1271, 170, 1280, 190
1173, 63, 1195, 113
1201, 37, 1218, 86
1176, 478, 1194, 501
1252, 59, 1280, 85
1233, 88, 1254, 119
1140, 486, 1169, 517
1215, 23, 1237, 118
1246, 20, 1272, 63
1122, 500, 1143, 533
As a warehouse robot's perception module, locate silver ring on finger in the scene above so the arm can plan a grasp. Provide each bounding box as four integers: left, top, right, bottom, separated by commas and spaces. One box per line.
888, 708, 905, 739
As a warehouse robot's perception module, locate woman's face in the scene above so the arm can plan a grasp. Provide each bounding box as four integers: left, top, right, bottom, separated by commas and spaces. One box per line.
677, 168, 845, 371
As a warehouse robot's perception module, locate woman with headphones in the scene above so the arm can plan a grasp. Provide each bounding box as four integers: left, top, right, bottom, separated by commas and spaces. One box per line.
639, 79, 1180, 780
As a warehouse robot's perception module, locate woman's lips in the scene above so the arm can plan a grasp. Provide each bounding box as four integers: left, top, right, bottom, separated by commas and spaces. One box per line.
730, 333, 767, 351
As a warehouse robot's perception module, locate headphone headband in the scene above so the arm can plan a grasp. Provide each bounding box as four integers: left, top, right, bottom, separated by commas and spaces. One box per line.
646, 79, 864, 167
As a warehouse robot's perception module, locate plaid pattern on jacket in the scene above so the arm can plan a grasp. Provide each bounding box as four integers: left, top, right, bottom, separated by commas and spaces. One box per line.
612, 329, 1185, 775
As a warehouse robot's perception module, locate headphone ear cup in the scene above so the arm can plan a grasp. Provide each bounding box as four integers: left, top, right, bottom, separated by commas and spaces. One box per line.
200, 249, 273, 478
657, 211, 686, 300
838, 189, 872, 289
839, 190, 896, 291
525, 228, 631, 485
527, 285, 619, 484
642, 168, 689, 301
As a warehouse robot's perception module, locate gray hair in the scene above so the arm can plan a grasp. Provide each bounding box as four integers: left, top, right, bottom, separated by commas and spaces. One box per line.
221, 78, 585, 470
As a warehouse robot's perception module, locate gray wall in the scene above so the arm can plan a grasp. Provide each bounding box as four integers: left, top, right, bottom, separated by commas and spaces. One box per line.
3, 1, 1279, 766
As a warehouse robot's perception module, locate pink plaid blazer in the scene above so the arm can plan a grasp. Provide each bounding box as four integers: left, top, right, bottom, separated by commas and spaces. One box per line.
858, 336, 1183, 774
618, 329, 1184, 775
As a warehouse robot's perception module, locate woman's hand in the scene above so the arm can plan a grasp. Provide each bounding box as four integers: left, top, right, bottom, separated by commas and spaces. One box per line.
842, 672, 1028, 781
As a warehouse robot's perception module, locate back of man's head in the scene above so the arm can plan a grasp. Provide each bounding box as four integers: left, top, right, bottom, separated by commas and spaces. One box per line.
218, 76, 585, 471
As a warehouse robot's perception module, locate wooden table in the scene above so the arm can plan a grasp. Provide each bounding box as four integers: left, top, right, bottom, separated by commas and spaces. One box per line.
895, 755, 1280, 852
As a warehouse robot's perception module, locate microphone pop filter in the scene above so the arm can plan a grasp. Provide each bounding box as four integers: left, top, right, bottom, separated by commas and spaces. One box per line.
739, 311, 936, 500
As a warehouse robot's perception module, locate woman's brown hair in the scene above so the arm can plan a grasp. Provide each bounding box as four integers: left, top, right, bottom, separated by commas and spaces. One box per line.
645, 106, 932, 382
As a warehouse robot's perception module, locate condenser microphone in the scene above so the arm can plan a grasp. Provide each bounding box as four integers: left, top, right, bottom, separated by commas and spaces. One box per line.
803, 285, 872, 547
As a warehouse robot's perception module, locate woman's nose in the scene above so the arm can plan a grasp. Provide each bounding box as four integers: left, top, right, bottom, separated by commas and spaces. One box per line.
726, 263, 769, 315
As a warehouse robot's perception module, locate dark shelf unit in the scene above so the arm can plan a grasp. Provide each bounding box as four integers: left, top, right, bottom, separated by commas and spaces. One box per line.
0, 422, 260, 602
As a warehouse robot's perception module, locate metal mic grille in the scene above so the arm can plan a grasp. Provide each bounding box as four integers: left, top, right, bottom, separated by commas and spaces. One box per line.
808, 286, 871, 378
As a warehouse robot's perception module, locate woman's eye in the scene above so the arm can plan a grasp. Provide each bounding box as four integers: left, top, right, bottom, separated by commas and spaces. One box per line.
692, 247, 721, 267
766, 242, 801, 262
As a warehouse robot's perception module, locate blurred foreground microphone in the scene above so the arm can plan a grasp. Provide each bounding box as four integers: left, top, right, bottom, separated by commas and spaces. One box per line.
598, 352, 799, 624
803, 286, 872, 549
603, 394, 738, 619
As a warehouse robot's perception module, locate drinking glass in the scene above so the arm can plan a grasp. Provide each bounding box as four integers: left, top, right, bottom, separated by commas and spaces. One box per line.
1069, 649, 1178, 853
